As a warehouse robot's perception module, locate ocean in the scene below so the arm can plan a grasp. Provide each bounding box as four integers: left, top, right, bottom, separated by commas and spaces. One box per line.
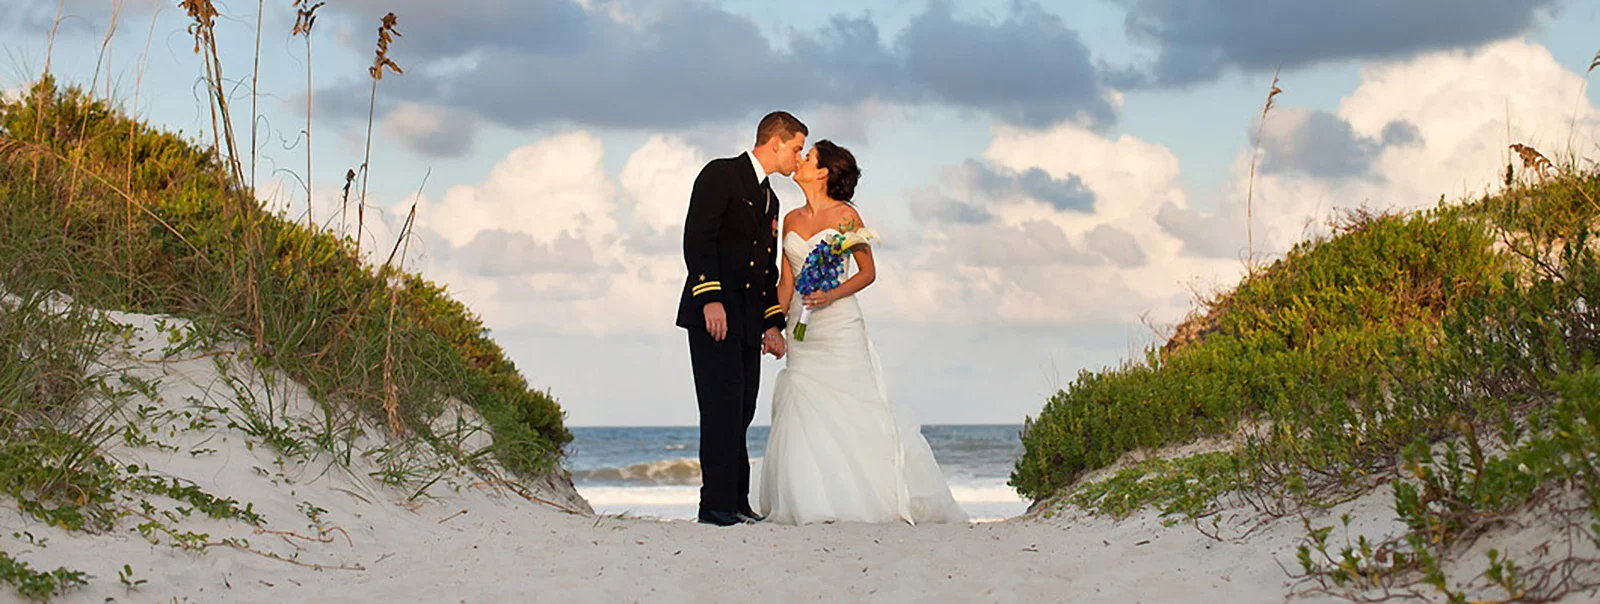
567, 424, 1029, 522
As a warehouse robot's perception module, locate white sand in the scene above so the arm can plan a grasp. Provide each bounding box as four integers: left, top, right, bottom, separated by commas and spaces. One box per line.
3, 308, 1596, 603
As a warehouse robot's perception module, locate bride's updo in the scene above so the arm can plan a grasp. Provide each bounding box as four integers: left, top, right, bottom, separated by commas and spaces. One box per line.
814, 139, 861, 202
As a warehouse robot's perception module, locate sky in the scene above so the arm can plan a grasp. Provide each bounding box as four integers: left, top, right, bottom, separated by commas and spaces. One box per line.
3, 0, 1599, 426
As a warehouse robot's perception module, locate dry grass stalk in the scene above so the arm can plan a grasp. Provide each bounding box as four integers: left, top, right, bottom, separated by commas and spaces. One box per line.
67, 0, 125, 208
339, 167, 355, 233
95, 0, 125, 101
181, 0, 245, 189
1243, 68, 1283, 274
31, 0, 67, 182
1589, 48, 1599, 75
292, 0, 325, 36
89, 1, 125, 98
356, 12, 404, 257
181, 0, 263, 349
1510, 143, 1557, 180
381, 170, 426, 437
126, 8, 159, 306
294, 0, 325, 230
251, 0, 265, 193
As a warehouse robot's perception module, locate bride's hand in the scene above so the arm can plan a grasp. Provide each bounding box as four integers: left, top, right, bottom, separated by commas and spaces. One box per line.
802, 290, 835, 310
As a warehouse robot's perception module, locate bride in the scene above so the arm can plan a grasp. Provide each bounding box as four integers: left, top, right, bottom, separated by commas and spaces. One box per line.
758, 140, 967, 525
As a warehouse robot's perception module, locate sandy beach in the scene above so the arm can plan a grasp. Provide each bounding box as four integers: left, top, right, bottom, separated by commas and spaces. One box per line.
0, 309, 1590, 603
0, 465, 1332, 603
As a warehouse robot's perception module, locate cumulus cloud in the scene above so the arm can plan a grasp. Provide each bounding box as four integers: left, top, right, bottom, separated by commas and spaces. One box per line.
619, 135, 703, 233
983, 121, 1186, 227
1084, 224, 1147, 268
1154, 200, 1254, 260
1118, 0, 1559, 86
939, 221, 1103, 268
320, 0, 1112, 155
895, 1, 1113, 127
947, 160, 1097, 213
1258, 108, 1421, 180
333, 37, 1600, 341
909, 188, 995, 225
450, 230, 608, 277
875, 120, 1211, 326
364, 130, 718, 335
1155, 39, 1600, 266
0, 0, 161, 34
1, 82, 25, 104
420, 131, 617, 247
382, 102, 477, 157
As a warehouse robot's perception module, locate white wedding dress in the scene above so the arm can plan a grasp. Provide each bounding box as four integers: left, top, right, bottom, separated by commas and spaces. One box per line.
758, 228, 968, 525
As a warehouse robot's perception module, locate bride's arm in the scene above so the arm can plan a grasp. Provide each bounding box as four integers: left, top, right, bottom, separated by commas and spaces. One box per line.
777, 250, 796, 314
803, 245, 874, 309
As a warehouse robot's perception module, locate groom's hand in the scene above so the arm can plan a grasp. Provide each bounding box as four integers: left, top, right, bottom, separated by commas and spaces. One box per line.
703, 302, 728, 341
762, 328, 786, 359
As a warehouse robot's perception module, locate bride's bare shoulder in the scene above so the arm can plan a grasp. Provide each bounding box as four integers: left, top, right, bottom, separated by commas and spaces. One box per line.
836, 204, 866, 230
782, 208, 807, 233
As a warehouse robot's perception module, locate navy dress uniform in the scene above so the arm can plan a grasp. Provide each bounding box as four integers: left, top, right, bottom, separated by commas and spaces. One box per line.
676, 151, 786, 521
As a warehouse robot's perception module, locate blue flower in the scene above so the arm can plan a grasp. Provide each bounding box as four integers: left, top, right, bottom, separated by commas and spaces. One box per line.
796, 237, 849, 296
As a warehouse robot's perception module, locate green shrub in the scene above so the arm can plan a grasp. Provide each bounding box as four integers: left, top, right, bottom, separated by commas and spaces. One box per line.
0, 79, 569, 480
1013, 205, 1502, 500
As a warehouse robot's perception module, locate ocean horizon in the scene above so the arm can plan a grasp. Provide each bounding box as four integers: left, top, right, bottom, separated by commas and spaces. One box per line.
567, 424, 1029, 522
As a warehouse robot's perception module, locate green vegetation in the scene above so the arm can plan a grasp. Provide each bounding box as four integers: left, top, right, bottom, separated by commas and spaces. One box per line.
1013, 202, 1504, 499
1015, 163, 1600, 600
0, 79, 572, 600
0, 78, 570, 477
0, 550, 88, 602
1067, 452, 1242, 520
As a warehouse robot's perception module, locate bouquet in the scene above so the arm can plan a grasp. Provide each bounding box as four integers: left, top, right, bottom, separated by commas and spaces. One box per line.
793, 224, 878, 342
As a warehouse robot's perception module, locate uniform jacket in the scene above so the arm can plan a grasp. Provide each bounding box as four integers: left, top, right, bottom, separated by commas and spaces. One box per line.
675, 152, 787, 346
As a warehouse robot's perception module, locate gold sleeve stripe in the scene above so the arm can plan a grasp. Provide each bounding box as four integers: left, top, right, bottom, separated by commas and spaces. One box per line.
764, 305, 783, 319
692, 282, 722, 295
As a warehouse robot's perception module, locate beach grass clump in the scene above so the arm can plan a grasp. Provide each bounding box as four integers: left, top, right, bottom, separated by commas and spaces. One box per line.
1066, 451, 1243, 520
0, 550, 88, 602
0, 78, 570, 482
1016, 161, 1600, 600
0, 286, 129, 534
1013, 202, 1504, 501
0, 76, 572, 600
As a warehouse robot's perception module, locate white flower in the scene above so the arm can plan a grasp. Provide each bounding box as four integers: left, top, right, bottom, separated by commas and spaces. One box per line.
838, 227, 880, 250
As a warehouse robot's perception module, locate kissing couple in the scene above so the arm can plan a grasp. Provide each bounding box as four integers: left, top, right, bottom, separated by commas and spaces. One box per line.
675, 111, 967, 527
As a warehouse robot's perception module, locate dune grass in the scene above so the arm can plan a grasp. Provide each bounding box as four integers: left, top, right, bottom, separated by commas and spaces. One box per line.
1015, 158, 1600, 600
1, 76, 571, 478
0, 4, 573, 596
0, 78, 573, 599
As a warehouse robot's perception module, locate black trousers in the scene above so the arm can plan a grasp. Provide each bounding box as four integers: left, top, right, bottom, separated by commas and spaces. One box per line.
687, 328, 760, 514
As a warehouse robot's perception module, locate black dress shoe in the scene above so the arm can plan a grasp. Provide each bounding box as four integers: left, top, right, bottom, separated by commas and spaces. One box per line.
735, 507, 765, 523
697, 509, 752, 527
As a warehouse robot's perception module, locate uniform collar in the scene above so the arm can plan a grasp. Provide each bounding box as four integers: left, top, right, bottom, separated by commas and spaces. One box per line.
746, 151, 770, 188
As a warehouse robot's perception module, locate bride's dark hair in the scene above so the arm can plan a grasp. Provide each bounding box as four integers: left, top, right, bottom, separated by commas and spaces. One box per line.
814, 139, 861, 202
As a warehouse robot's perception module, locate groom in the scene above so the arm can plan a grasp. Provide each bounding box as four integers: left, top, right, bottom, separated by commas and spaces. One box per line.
676, 111, 807, 527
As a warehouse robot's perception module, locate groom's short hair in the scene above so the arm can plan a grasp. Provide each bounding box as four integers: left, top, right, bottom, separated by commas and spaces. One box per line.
755, 111, 808, 145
